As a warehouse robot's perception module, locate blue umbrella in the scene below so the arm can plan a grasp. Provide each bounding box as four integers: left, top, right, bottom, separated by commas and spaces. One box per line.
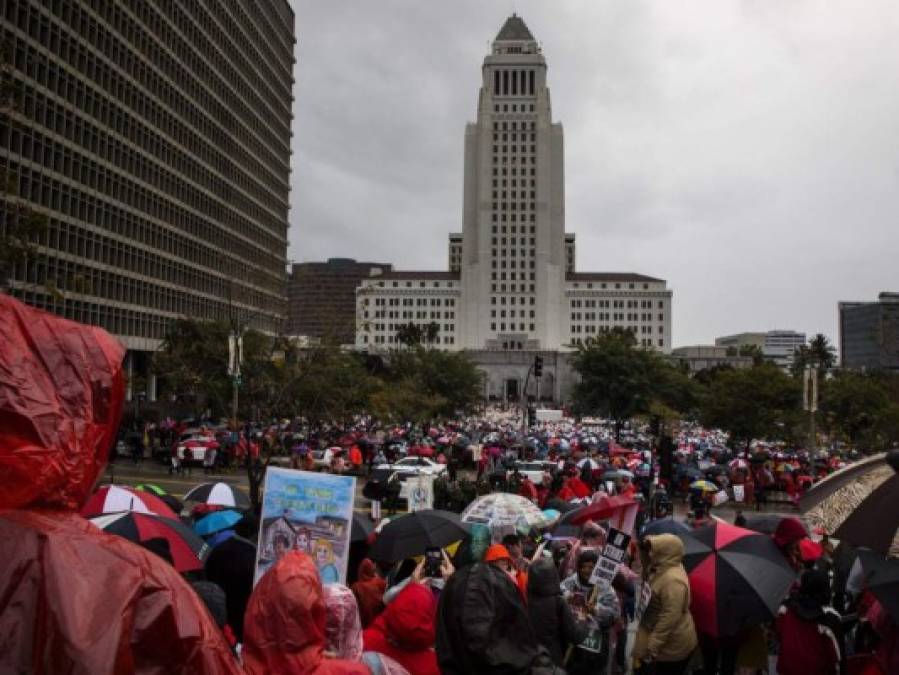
640, 517, 691, 539
193, 509, 242, 536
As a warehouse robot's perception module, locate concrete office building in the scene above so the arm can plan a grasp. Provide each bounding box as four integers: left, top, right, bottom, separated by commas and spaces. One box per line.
715, 330, 806, 370
669, 345, 753, 373
839, 292, 899, 372
288, 258, 391, 344
356, 15, 672, 401
0, 1, 295, 397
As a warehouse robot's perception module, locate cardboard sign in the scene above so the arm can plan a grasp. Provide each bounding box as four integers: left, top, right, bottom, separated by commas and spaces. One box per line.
590, 527, 631, 585
254, 468, 356, 585
590, 555, 620, 585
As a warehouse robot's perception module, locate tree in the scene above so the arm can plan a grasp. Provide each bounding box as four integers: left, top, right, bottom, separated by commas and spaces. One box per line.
698, 362, 802, 449
738, 344, 765, 365
792, 333, 837, 376
569, 328, 689, 440
395, 321, 441, 347
819, 371, 899, 450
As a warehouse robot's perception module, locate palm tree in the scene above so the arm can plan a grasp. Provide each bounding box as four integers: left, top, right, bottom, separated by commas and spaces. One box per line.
808, 333, 837, 370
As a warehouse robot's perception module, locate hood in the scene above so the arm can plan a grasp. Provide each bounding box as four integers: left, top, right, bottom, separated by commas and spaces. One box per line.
773, 517, 807, 549
324, 583, 364, 661
381, 582, 436, 650
0, 295, 125, 511
527, 558, 561, 598
647, 534, 685, 571
358, 557, 379, 581
243, 551, 327, 674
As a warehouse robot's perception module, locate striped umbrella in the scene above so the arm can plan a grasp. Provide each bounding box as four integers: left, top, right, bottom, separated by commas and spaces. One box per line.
90, 512, 210, 572
677, 521, 796, 637
183, 482, 251, 509
81, 485, 177, 519
802, 450, 899, 558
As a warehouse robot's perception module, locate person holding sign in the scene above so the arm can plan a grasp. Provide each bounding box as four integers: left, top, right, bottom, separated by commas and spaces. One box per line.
632, 534, 697, 674
560, 550, 621, 675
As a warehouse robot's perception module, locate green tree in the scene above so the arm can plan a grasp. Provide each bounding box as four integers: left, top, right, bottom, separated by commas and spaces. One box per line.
395, 322, 423, 347
698, 362, 802, 449
819, 371, 898, 450
738, 344, 765, 365
569, 328, 692, 440
792, 333, 838, 376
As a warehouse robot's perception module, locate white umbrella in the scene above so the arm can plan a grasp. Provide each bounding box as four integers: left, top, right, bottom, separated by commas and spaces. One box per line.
461, 493, 553, 542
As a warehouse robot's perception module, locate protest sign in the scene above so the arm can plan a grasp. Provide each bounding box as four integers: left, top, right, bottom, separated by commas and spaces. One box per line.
713, 490, 729, 506
590, 527, 631, 585
636, 581, 653, 620
733, 484, 745, 502
400, 474, 434, 512
254, 468, 356, 585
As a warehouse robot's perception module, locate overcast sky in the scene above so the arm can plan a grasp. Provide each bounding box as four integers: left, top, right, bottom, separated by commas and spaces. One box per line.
286, 1, 899, 348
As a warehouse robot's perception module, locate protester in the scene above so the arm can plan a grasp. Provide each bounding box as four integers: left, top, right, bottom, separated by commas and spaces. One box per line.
560, 549, 621, 674
324, 583, 365, 662
775, 569, 843, 675
527, 557, 588, 666
362, 581, 440, 675
774, 517, 808, 571
632, 534, 697, 674
243, 551, 369, 674
502, 533, 530, 572
352, 558, 387, 628
437, 561, 556, 674
0, 295, 240, 673
484, 543, 528, 597
204, 521, 257, 643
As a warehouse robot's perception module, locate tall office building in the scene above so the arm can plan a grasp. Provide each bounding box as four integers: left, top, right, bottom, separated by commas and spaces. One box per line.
839, 292, 899, 372
356, 15, 671, 400
0, 1, 295, 395
287, 258, 391, 344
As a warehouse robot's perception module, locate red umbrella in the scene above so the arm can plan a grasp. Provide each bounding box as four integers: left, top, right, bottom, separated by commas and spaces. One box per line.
409, 445, 434, 458
678, 521, 796, 637
81, 485, 178, 519
565, 494, 636, 526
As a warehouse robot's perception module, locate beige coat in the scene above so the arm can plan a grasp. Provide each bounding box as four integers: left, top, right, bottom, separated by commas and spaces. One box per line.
632, 534, 698, 663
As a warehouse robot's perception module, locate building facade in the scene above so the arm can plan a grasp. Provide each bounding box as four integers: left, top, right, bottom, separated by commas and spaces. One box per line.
715, 330, 806, 370
839, 292, 899, 372
669, 345, 753, 373
355, 15, 671, 401
1, 1, 295, 395
356, 16, 671, 366
288, 258, 391, 344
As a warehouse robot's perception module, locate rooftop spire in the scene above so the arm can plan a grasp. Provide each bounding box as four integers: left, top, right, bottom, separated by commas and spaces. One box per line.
495, 14, 535, 41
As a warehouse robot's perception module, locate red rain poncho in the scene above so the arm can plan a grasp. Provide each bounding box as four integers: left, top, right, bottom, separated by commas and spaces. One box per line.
362, 581, 440, 675
243, 551, 369, 675
0, 295, 240, 674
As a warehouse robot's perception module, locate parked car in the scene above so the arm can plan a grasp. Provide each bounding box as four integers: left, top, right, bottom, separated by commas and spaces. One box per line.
373, 456, 447, 477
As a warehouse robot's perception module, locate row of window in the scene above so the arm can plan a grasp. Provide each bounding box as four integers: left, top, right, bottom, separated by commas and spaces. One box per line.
6, 2, 290, 191
570, 335, 665, 349
491, 309, 535, 319
493, 69, 536, 97
2, 157, 284, 294
367, 311, 456, 320
6, 95, 284, 241
367, 323, 455, 334
571, 298, 664, 309
571, 311, 665, 322
491, 322, 535, 332
570, 322, 664, 334
366, 335, 456, 346
368, 297, 456, 307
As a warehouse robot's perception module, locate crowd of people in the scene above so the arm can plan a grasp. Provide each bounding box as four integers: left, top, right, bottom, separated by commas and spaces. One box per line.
2, 294, 898, 675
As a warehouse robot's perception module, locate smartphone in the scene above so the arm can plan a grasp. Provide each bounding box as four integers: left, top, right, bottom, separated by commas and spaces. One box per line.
425, 547, 443, 578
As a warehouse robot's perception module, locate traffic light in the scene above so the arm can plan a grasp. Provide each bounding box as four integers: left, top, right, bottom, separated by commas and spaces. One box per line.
533, 355, 543, 377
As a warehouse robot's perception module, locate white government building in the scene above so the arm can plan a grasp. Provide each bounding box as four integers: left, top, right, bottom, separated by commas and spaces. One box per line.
356, 15, 671, 401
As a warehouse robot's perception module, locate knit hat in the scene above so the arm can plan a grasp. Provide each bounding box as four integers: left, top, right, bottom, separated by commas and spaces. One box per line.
484, 544, 512, 563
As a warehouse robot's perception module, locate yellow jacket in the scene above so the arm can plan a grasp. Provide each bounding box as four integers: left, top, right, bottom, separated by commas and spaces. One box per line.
632, 534, 698, 663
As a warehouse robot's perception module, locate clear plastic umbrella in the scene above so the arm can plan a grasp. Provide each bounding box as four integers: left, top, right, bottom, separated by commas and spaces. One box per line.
460, 493, 553, 542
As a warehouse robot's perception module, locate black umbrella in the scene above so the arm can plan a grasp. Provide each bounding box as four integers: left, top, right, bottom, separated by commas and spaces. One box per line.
351, 512, 374, 543
183, 482, 251, 509
640, 518, 690, 539
369, 509, 470, 562
705, 465, 728, 476
858, 549, 899, 623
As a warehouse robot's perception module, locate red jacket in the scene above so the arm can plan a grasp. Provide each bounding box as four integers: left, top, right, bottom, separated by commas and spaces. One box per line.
351, 558, 386, 628
243, 552, 368, 675
775, 603, 841, 675
566, 477, 592, 499
363, 582, 439, 675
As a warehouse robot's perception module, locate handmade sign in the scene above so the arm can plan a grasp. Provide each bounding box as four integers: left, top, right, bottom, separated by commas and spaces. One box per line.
254, 468, 356, 585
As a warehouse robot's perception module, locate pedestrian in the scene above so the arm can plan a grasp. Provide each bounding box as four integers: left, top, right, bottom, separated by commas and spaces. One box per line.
632, 534, 698, 674
242, 551, 369, 674
362, 580, 440, 675
437, 561, 556, 674
351, 558, 387, 628
775, 569, 843, 675
204, 518, 257, 643
560, 549, 621, 675
527, 557, 588, 666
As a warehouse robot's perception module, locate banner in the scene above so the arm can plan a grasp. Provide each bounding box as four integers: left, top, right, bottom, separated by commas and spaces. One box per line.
254, 468, 356, 585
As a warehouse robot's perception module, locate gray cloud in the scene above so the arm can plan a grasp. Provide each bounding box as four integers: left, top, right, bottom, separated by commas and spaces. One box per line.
286, 0, 899, 347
